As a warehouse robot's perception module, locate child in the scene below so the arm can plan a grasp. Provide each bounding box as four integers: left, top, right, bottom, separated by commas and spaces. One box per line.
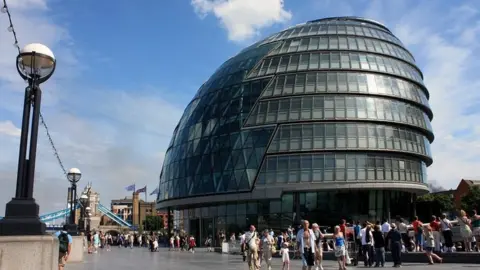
280, 242, 290, 270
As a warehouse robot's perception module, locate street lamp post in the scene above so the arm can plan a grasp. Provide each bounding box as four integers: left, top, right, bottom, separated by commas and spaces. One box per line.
66, 168, 81, 235
79, 193, 88, 232
0, 43, 56, 236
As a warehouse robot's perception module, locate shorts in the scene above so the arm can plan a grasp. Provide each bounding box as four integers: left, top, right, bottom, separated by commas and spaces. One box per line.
58, 252, 66, 266
301, 248, 315, 266
473, 227, 480, 237
425, 247, 434, 252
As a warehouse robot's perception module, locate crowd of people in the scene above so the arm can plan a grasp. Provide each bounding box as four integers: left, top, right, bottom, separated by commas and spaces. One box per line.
67, 208, 479, 270
236, 209, 480, 270
83, 230, 163, 253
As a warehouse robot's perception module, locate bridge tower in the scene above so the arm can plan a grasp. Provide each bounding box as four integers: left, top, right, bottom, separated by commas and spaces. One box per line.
84, 186, 101, 230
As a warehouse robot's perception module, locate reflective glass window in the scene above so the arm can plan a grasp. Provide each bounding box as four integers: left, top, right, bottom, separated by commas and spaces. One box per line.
248, 95, 433, 137
250, 52, 423, 86
268, 36, 415, 64
257, 153, 427, 185
260, 72, 431, 114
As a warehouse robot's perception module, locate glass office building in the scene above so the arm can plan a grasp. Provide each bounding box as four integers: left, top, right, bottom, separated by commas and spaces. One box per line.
157, 17, 433, 245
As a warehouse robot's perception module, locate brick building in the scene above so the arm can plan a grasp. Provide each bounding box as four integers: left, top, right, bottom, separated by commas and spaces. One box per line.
453, 179, 480, 209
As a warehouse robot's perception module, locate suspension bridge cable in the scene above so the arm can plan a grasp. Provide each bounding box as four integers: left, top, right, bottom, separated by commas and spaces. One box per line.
2, 0, 67, 176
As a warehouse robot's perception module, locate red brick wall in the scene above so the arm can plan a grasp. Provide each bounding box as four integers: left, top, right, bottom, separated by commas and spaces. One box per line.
454, 180, 471, 210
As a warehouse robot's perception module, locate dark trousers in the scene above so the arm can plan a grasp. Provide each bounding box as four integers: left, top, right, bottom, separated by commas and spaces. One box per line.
401, 233, 410, 250
443, 230, 453, 248
390, 242, 402, 266
362, 245, 374, 267
356, 239, 362, 257
375, 247, 385, 267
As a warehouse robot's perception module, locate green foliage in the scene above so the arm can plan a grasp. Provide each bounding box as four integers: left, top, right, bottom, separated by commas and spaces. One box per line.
144, 215, 164, 231
461, 186, 480, 212
416, 193, 454, 220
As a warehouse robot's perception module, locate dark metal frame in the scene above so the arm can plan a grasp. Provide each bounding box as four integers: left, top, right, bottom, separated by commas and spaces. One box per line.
0, 51, 56, 235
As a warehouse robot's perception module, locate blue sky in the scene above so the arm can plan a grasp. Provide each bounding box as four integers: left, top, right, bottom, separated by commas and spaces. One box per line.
0, 0, 479, 216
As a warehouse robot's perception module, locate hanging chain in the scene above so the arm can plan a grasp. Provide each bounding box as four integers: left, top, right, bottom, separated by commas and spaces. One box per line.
2, 0, 67, 176
1, 0, 20, 53
39, 112, 67, 175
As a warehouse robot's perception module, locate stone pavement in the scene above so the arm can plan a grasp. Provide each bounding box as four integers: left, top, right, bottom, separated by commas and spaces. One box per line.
68, 248, 479, 270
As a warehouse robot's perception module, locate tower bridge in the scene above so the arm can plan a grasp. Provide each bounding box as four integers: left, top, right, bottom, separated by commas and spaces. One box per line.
0, 185, 133, 232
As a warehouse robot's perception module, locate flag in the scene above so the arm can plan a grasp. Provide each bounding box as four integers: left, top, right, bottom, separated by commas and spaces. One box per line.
125, 184, 135, 192
136, 186, 147, 194
149, 187, 159, 196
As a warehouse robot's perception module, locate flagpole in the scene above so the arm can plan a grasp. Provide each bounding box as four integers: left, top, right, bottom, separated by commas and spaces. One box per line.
145, 186, 147, 202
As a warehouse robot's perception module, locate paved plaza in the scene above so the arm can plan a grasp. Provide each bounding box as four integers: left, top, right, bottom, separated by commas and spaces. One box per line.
68, 248, 479, 270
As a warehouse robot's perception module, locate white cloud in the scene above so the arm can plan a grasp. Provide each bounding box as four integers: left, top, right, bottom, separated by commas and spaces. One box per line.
357, 0, 480, 188
0, 120, 20, 137
191, 0, 292, 42
0, 1, 184, 216
4, 0, 47, 10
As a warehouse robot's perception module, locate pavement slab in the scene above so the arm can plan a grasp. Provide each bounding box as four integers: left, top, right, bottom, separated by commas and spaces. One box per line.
67, 247, 479, 270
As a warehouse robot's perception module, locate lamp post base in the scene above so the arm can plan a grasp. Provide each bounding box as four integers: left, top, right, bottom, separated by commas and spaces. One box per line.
0, 198, 46, 236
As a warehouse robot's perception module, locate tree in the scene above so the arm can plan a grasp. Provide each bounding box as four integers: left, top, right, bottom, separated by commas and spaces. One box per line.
461, 186, 480, 213
144, 215, 164, 231
416, 193, 454, 220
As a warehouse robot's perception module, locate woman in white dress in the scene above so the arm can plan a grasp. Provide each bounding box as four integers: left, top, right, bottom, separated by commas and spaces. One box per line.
458, 210, 472, 252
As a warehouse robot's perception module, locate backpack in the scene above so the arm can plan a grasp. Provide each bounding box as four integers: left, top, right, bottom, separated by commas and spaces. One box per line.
58, 232, 69, 253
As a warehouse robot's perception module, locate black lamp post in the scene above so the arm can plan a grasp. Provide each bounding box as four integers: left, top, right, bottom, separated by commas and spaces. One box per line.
0, 43, 56, 236
66, 167, 81, 235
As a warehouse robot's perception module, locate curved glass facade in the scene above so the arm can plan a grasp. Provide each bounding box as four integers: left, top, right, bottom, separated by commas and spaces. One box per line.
157, 17, 433, 238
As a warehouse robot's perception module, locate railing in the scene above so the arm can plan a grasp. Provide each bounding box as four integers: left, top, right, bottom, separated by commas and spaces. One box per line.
1, 204, 80, 222
97, 203, 132, 228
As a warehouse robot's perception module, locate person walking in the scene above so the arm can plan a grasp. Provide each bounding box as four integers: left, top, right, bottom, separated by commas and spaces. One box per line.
296, 220, 317, 270
381, 219, 391, 251
372, 225, 385, 267
412, 216, 424, 252
280, 242, 290, 270
333, 225, 347, 270
386, 224, 402, 268
458, 210, 473, 252
471, 210, 480, 252
261, 229, 275, 270
429, 216, 441, 252
312, 223, 324, 270
245, 225, 260, 270
360, 223, 374, 267
423, 224, 443, 264
55, 225, 73, 270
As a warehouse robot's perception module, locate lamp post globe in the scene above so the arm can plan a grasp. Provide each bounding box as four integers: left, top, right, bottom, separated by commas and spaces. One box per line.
17, 43, 56, 84
67, 168, 82, 184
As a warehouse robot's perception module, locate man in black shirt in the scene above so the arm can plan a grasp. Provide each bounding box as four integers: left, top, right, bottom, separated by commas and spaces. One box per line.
386, 224, 402, 268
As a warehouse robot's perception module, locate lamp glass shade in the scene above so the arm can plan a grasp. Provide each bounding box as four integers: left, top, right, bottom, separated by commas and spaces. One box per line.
67, 168, 82, 183
17, 43, 55, 82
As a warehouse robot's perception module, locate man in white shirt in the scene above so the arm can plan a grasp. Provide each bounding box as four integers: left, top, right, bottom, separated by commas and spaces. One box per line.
440, 214, 453, 252
359, 223, 373, 267
296, 220, 316, 270
244, 225, 260, 270
381, 219, 391, 251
